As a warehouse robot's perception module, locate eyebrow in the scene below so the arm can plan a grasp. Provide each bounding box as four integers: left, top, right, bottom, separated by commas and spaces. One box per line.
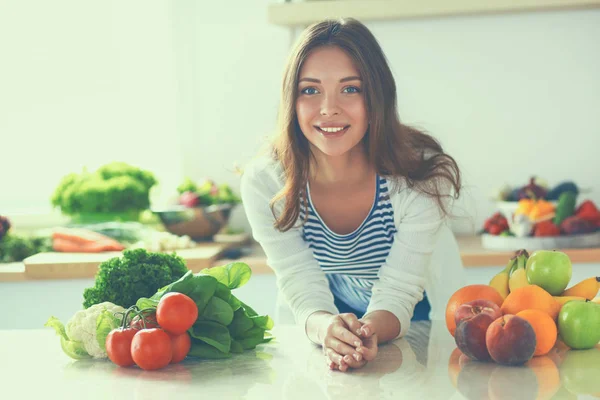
298, 76, 362, 84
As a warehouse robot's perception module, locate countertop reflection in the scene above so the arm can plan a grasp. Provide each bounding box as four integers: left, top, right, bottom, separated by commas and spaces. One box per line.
2, 321, 599, 399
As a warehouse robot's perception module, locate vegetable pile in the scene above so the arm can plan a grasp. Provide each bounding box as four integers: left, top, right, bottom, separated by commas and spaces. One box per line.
46, 254, 274, 371
135, 263, 274, 362
51, 161, 157, 218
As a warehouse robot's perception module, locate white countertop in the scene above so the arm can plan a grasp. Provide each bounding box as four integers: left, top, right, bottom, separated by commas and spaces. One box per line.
2, 320, 599, 400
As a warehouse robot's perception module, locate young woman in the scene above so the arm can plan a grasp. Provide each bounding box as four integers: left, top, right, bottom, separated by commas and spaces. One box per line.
240, 18, 464, 372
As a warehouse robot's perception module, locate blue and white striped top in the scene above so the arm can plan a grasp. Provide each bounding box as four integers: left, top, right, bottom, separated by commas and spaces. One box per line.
300, 175, 397, 313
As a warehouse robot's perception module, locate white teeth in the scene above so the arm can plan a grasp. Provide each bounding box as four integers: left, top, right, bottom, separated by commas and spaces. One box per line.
320, 126, 346, 133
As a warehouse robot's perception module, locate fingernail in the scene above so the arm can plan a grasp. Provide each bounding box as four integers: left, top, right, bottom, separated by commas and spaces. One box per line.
357, 346, 363, 353
362, 327, 370, 336
354, 341, 361, 347
344, 355, 352, 363
356, 329, 362, 335
354, 353, 361, 361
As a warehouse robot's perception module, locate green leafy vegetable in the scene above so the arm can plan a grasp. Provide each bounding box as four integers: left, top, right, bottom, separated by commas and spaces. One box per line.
45, 317, 92, 360
51, 161, 157, 217
201, 262, 251, 290
189, 321, 231, 354
83, 248, 188, 309
202, 297, 234, 326
95, 310, 120, 350
136, 261, 274, 359
188, 341, 231, 359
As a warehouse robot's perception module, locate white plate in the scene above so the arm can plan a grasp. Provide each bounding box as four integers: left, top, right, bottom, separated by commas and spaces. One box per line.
481, 231, 600, 251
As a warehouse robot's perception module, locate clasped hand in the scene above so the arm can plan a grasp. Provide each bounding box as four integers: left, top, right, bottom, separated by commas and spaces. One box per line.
321, 313, 378, 372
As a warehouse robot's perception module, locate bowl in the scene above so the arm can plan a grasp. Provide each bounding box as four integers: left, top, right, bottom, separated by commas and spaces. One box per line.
151, 204, 235, 241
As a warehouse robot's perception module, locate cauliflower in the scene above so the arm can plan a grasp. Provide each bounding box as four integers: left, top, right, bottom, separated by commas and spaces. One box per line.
46, 301, 125, 360
66, 302, 126, 358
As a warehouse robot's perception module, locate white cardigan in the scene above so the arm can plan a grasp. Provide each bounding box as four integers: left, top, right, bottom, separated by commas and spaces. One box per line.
240, 155, 467, 338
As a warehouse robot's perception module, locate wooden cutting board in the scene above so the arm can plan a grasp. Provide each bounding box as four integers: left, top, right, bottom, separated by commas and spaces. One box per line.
23, 242, 238, 280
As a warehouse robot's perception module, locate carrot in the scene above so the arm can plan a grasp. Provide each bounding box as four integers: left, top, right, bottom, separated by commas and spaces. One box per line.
52, 228, 124, 249
52, 236, 125, 253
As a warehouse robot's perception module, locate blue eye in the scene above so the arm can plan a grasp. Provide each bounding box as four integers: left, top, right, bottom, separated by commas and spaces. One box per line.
300, 87, 319, 95
343, 86, 361, 94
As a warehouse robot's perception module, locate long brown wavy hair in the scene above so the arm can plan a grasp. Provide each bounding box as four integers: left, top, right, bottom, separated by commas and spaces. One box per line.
270, 18, 461, 232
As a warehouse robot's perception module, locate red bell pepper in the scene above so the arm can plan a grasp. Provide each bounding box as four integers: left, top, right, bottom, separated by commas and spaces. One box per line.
575, 200, 600, 227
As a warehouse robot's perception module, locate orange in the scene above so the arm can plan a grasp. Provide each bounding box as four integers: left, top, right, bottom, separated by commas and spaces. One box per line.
516, 309, 558, 356
501, 285, 559, 320
445, 284, 505, 336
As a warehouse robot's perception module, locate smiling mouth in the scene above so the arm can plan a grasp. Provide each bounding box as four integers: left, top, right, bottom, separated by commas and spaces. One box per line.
315, 125, 350, 136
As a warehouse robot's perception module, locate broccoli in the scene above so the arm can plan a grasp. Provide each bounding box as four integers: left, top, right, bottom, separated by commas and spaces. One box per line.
51, 162, 157, 216
82, 248, 189, 309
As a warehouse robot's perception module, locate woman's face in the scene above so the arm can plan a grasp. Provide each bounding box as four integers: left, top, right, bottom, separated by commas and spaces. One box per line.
295, 46, 368, 158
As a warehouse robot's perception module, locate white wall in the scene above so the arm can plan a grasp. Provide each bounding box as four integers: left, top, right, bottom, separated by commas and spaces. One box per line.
171, 0, 291, 230
0, 0, 183, 213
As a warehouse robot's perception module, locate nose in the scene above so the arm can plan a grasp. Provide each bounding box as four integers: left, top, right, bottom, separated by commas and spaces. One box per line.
320, 94, 340, 116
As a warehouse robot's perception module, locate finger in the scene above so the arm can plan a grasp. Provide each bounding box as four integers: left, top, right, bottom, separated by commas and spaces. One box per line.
341, 353, 366, 369
339, 313, 364, 337
357, 334, 378, 361
324, 336, 360, 358
325, 347, 345, 367
331, 323, 363, 348
359, 322, 375, 338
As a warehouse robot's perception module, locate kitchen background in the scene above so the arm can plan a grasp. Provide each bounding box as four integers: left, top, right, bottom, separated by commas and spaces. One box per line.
2, 0, 599, 233
1, 1, 599, 329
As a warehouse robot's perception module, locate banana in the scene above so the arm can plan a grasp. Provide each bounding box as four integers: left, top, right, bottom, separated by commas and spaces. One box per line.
489, 256, 515, 299
508, 249, 530, 292
561, 276, 600, 300
553, 295, 586, 306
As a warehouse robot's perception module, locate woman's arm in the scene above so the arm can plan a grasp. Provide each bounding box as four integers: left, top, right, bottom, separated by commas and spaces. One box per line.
366, 186, 453, 340
240, 161, 339, 331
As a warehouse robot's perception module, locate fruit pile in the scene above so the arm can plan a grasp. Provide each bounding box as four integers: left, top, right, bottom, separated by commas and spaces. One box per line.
446, 249, 600, 367
484, 177, 600, 237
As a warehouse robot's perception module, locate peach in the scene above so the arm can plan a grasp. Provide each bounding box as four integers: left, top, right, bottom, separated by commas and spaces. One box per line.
485, 315, 536, 366
455, 313, 495, 362
455, 299, 502, 328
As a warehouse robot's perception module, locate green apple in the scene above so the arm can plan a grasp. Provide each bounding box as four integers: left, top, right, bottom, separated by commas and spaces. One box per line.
558, 300, 600, 350
525, 250, 572, 295
558, 347, 600, 395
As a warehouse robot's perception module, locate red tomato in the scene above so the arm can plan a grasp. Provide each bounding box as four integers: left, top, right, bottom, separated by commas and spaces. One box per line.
168, 332, 192, 364
106, 328, 137, 367
156, 292, 198, 335
130, 311, 159, 330
131, 328, 172, 371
